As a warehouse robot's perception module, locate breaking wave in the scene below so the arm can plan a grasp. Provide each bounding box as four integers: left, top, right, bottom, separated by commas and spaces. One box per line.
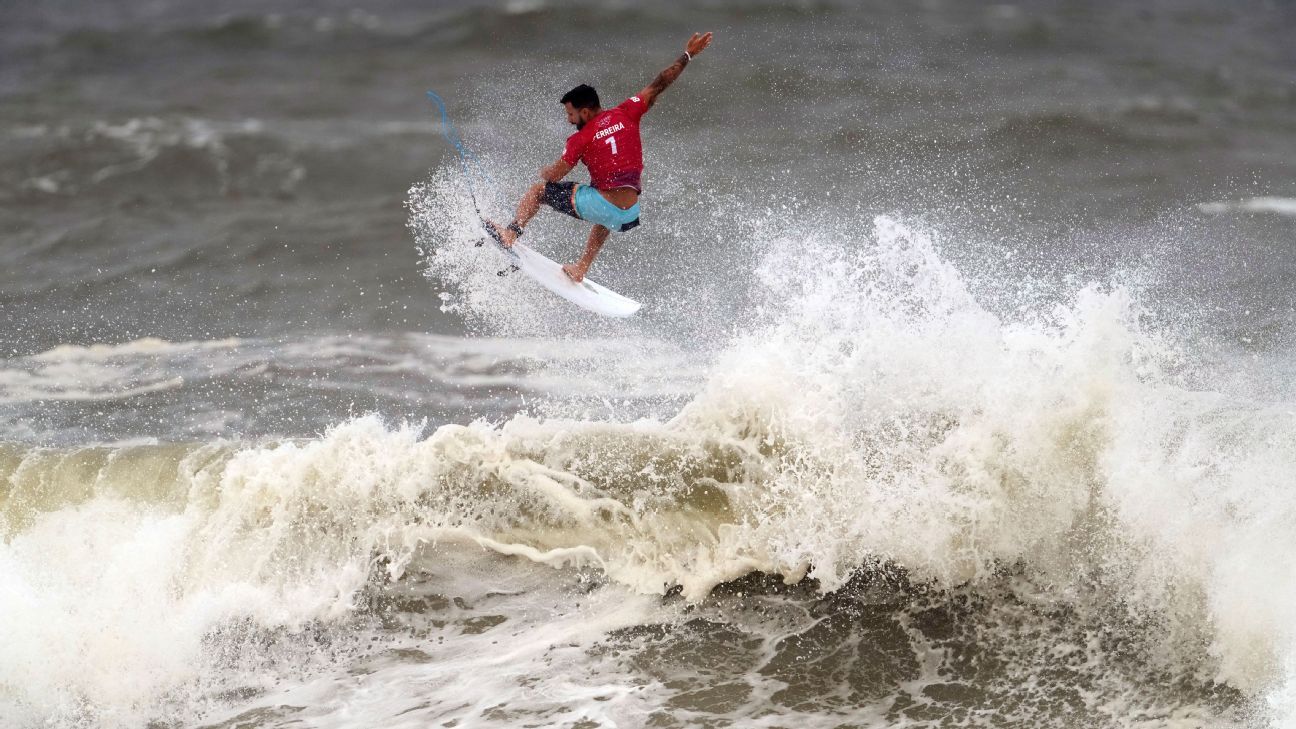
3, 217, 1293, 726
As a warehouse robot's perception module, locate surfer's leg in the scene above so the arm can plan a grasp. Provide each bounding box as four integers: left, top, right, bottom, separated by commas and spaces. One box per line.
493, 182, 581, 247
492, 183, 544, 246
562, 225, 610, 283
512, 183, 544, 229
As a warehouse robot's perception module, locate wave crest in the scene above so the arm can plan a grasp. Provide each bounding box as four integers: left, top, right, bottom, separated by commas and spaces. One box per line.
4, 217, 1295, 723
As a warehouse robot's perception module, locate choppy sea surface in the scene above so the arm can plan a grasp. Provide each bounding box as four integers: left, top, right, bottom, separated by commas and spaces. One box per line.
3, 1, 1296, 727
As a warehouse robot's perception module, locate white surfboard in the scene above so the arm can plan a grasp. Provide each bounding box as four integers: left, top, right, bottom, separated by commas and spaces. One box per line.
499, 241, 642, 318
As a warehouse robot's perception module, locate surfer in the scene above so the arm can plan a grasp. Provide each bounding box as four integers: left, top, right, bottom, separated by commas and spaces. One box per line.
485, 32, 713, 282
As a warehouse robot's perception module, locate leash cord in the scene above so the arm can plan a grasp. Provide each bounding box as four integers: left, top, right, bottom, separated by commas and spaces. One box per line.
426, 90, 498, 214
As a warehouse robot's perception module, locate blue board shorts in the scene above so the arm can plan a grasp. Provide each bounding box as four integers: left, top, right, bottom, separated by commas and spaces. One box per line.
542, 181, 640, 233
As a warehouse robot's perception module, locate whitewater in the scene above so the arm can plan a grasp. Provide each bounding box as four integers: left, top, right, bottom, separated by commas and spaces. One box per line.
3, 209, 1292, 727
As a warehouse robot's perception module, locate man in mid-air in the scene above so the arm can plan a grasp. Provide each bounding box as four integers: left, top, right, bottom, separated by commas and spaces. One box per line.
486, 32, 713, 282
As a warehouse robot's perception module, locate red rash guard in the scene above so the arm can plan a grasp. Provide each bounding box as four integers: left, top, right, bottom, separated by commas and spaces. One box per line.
561, 96, 648, 192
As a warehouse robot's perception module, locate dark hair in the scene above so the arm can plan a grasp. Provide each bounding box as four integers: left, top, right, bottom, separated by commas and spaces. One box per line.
560, 84, 600, 110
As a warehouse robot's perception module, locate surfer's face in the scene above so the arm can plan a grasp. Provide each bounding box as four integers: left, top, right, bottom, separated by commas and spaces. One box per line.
564, 103, 597, 131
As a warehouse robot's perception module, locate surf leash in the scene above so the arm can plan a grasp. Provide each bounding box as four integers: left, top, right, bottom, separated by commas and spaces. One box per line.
426, 90, 499, 216
426, 90, 519, 275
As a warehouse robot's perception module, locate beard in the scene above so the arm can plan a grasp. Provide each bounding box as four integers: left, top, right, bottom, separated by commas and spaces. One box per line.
574, 119, 587, 131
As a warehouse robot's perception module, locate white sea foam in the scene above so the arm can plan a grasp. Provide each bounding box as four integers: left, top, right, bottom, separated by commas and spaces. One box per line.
14, 115, 437, 198
2, 217, 1292, 726
1198, 197, 1296, 217
0, 333, 700, 408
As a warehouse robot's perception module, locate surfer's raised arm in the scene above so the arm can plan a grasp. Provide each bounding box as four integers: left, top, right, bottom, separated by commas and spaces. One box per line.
638, 32, 713, 110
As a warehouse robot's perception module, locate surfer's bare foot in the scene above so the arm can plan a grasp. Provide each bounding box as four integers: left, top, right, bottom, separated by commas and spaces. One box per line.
562, 263, 588, 282
485, 220, 518, 248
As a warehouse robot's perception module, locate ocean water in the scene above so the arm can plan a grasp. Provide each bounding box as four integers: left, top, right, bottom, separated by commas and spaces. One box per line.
3, 1, 1296, 727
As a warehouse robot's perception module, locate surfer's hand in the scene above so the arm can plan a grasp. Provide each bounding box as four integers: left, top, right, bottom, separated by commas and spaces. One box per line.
685, 32, 712, 57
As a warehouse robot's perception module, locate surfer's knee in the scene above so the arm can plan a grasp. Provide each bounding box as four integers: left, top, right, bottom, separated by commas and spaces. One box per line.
519, 182, 543, 206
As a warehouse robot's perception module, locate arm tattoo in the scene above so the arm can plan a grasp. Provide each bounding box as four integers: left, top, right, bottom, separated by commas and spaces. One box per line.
646, 54, 689, 106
